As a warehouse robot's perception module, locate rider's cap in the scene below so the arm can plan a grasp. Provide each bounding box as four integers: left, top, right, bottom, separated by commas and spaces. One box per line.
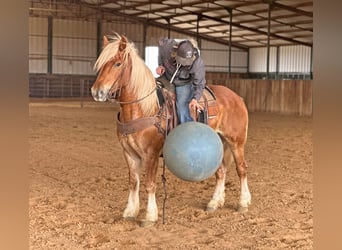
176, 40, 196, 66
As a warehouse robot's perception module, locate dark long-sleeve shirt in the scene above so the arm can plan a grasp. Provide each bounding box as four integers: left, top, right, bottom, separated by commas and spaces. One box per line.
158, 38, 206, 101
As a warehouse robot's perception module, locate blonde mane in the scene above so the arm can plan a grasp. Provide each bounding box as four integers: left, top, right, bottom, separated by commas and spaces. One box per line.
94, 33, 158, 116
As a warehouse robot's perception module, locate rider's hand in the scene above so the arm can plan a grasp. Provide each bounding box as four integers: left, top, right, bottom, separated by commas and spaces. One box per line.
156, 66, 165, 76
189, 98, 204, 111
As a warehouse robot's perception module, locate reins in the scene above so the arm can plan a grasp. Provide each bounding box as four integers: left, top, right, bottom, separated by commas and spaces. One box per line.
108, 85, 158, 105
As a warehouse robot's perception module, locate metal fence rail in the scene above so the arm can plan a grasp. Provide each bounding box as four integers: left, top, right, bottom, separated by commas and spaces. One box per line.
29, 74, 96, 98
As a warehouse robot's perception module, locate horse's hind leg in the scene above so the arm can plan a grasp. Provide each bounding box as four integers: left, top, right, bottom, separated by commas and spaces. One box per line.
232, 145, 251, 212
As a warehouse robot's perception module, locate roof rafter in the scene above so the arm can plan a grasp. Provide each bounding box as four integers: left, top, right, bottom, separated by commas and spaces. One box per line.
29, 0, 312, 48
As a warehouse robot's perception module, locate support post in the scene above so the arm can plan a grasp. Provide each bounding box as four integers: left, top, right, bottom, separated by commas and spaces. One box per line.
166, 18, 171, 38
80, 79, 84, 108
266, 2, 272, 79
310, 46, 313, 79
47, 16, 53, 74
142, 23, 147, 60
226, 8, 233, 79
196, 15, 202, 49
276, 46, 280, 79
96, 20, 102, 57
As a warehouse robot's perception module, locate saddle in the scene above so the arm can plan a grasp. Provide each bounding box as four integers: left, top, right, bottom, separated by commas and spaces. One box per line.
117, 79, 218, 136
156, 78, 218, 135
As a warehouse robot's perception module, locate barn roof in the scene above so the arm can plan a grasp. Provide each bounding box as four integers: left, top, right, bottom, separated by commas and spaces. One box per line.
29, 0, 313, 50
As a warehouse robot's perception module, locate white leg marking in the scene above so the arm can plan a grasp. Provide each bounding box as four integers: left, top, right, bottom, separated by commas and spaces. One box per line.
145, 193, 158, 222
207, 179, 225, 209
123, 174, 140, 218
239, 177, 251, 208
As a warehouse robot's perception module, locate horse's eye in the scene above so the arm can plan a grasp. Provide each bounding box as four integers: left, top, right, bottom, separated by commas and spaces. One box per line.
114, 62, 121, 67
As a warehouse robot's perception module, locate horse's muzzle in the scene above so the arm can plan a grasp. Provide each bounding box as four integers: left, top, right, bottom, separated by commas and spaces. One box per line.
91, 87, 107, 102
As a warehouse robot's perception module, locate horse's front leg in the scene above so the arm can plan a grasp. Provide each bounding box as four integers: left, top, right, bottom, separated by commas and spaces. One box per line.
140, 156, 159, 227
122, 151, 141, 220
206, 163, 226, 212
206, 145, 232, 212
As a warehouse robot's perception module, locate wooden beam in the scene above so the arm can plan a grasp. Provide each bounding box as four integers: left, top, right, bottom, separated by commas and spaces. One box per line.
271, 2, 313, 17
193, 12, 312, 47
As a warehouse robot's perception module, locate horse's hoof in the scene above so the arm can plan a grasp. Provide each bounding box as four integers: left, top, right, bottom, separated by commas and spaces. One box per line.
206, 206, 217, 213
140, 220, 156, 228
124, 216, 136, 221
237, 205, 248, 213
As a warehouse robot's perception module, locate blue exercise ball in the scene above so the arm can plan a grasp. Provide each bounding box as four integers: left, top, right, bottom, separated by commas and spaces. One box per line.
163, 122, 223, 182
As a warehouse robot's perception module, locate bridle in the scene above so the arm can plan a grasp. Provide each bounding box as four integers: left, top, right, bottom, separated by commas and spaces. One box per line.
107, 84, 157, 105
105, 60, 157, 105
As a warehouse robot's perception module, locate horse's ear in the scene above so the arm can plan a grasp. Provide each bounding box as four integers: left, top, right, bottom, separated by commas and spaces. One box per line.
119, 35, 127, 52
103, 36, 109, 47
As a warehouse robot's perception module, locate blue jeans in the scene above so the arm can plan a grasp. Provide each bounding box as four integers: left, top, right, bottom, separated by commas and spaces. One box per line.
175, 84, 194, 124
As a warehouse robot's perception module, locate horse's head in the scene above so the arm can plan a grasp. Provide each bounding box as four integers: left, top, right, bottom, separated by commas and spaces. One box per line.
91, 33, 158, 116
91, 34, 130, 102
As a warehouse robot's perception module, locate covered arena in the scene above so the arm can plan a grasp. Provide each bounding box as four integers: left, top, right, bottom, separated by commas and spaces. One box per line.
29, 0, 313, 249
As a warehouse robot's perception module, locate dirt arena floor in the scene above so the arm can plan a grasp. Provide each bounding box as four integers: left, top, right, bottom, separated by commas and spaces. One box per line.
29, 99, 313, 249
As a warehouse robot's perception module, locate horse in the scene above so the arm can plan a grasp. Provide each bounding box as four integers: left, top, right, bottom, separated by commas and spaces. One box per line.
91, 33, 251, 227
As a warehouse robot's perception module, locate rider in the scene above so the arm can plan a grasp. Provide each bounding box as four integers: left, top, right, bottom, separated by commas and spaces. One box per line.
156, 38, 206, 124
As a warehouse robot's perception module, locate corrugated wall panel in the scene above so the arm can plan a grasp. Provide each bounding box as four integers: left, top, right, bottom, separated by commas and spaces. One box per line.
201, 40, 227, 50
279, 45, 311, 72
201, 40, 248, 72
169, 31, 196, 40
53, 19, 97, 75
101, 21, 143, 41
249, 45, 312, 73
146, 26, 168, 46
201, 50, 227, 72
231, 51, 248, 73
201, 40, 228, 71
53, 19, 96, 38
249, 47, 277, 72
29, 17, 47, 35
145, 26, 197, 49
29, 17, 48, 73
101, 22, 144, 55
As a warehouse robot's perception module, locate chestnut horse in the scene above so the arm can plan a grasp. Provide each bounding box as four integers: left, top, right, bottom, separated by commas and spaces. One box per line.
91, 33, 251, 226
